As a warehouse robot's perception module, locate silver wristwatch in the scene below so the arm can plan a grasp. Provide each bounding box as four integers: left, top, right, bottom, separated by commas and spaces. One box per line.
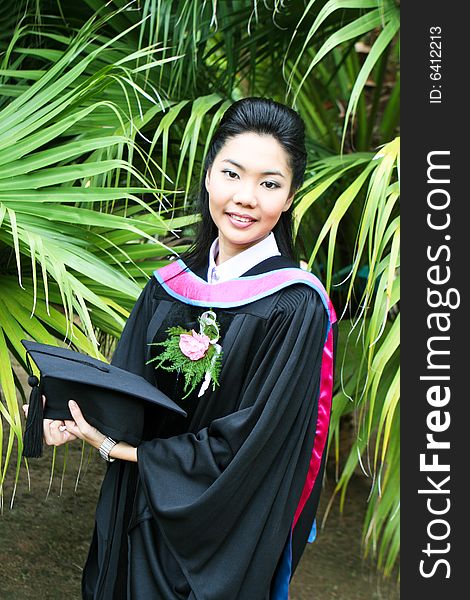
99, 436, 117, 462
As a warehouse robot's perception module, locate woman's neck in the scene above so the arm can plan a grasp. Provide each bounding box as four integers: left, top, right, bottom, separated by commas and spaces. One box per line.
215, 234, 270, 266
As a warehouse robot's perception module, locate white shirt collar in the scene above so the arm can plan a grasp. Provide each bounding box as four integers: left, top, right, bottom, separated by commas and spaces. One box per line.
207, 233, 280, 284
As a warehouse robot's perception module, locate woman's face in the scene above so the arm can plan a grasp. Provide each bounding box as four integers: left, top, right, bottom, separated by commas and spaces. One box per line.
205, 132, 294, 261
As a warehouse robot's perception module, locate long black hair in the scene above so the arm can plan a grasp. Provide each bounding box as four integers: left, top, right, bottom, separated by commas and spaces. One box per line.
183, 97, 307, 269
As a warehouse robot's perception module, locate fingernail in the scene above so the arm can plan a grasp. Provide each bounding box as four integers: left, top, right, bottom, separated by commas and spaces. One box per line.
69, 400, 77, 409
59, 425, 67, 432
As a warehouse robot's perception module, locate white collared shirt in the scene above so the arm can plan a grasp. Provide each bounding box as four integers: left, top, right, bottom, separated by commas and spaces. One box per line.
207, 233, 281, 284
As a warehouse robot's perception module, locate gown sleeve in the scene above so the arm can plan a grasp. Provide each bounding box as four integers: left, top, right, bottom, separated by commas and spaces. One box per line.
111, 277, 157, 379
136, 285, 330, 599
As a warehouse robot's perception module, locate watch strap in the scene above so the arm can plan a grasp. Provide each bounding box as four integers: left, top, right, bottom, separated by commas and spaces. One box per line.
99, 436, 117, 462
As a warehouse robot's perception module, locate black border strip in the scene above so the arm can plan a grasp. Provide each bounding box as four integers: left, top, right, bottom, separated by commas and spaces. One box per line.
402, 4, 466, 597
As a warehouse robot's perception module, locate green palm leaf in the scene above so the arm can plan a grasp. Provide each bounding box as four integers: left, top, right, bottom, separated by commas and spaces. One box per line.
0, 7, 183, 495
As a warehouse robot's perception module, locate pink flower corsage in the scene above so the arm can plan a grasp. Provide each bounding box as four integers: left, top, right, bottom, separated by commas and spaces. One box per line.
148, 311, 223, 398
179, 331, 210, 361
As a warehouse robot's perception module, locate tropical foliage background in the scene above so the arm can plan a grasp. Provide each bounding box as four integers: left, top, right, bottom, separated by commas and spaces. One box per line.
0, 0, 400, 576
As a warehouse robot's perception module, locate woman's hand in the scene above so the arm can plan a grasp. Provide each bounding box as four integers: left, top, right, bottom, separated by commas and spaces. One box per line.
23, 398, 137, 461
64, 400, 106, 450
45, 417, 79, 446
22, 395, 79, 447
67, 400, 137, 462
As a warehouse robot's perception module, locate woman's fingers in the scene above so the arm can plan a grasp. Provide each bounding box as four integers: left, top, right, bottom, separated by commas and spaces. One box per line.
46, 419, 63, 445
43, 418, 77, 446
64, 418, 83, 441
67, 400, 105, 449
43, 419, 51, 444
43, 418, 55, 445
61, 429, 78, 443
68, 400, 87, 430
65, 401, 88, 441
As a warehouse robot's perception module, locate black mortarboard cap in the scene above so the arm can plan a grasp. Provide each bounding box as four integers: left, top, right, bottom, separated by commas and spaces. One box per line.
21, 339, 186, 458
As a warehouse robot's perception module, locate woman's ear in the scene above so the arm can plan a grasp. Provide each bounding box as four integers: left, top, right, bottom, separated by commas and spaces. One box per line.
205, 166, 212, 192
283, 191, 295, 212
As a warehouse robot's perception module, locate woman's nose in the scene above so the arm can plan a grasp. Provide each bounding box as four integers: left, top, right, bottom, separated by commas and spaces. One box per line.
233, 185, 257, 206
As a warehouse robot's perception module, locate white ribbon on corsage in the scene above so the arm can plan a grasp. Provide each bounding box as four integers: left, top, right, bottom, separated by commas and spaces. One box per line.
197, 310, 222, 397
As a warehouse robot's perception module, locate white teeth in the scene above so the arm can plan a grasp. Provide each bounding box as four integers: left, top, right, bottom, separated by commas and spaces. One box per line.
230, 214, 253, 223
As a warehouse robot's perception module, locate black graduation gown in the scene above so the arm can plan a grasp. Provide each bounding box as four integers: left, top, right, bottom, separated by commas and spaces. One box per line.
82, 255, 336, 600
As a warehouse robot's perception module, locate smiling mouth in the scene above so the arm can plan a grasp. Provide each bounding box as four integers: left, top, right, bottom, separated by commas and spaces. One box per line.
227, 213, 256, 224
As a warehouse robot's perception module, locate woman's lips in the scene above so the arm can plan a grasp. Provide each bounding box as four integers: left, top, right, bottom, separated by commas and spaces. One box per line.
226, 212, 257, 229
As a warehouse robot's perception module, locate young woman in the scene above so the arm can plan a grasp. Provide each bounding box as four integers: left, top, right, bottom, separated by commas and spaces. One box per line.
43, 97, 337, 599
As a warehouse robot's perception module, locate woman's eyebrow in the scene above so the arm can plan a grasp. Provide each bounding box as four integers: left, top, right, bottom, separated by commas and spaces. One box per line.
221, 158, 285, 178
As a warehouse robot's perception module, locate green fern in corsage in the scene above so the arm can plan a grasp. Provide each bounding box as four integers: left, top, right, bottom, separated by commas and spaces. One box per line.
148, 311, 223, 399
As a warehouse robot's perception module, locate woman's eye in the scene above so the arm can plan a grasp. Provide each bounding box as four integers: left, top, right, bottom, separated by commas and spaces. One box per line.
263, 181, 280, 189
222, 170, 239, 179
